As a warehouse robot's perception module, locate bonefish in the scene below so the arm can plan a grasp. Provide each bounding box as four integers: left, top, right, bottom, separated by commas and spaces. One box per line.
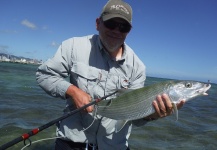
96, 80, 211, 132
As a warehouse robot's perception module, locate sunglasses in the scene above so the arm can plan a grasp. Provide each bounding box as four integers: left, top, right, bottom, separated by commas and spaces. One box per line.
103, 20, 132, 33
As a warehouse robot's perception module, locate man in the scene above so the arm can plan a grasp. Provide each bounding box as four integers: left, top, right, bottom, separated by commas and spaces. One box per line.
36, 0, 185, 149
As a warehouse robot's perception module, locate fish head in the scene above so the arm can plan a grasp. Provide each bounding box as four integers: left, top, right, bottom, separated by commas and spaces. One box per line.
168, 80, 211, 103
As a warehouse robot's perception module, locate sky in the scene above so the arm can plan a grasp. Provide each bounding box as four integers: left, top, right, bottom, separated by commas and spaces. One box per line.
0, 0, 217, 83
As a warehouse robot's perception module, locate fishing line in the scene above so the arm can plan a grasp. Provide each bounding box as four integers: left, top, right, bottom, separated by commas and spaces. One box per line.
21, 108, 98, 150
21, 112, 97, 149
82, 105, 98, 132
21, 136, 66, 150
0, 91, 117, 150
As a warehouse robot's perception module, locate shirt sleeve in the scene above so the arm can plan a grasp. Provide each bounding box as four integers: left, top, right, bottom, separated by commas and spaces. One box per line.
36, 39, 73, 99
129, 53, 146, 89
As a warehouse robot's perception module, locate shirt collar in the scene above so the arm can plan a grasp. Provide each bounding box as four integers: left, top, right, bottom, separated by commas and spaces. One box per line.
97, 35, 126, 63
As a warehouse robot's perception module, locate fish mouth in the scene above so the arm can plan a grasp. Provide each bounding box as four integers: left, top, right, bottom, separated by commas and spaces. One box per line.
199, 83, 211, 96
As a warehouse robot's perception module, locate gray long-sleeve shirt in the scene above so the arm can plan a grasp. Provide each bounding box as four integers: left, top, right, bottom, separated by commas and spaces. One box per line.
36, 34, 146, 150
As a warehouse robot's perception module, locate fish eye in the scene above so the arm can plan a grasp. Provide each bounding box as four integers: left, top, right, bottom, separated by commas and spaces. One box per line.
185, 82, 192, 88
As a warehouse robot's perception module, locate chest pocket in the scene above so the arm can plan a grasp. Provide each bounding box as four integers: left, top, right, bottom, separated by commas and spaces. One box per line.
70, 62, 100, 96
103, 71, 130, 94
70, 62, 130, 99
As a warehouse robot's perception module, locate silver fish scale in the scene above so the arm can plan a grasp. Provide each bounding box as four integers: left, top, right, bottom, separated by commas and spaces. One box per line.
97, 81, 171, 120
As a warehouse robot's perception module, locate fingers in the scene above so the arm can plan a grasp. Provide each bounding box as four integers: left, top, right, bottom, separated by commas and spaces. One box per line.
177, 100, 185, 110
81, 94, 93, 113
154, 95, 166, 117
85, 95, 93, 112
161, 94, 174, 114
153, 94, 174, 118
149, 94, 186, 121
70, 87, 93, 113
85, 106, 93, 113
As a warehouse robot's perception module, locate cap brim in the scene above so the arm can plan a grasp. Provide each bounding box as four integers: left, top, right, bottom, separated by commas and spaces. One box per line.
102, 14, 132, 26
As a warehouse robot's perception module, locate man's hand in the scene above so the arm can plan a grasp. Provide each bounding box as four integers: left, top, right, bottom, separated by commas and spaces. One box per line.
66, 85, 93, 112
145, 94, 185, 120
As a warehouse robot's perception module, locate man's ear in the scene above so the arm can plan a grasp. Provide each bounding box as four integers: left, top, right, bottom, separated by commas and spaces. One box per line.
96, 18, 100, 30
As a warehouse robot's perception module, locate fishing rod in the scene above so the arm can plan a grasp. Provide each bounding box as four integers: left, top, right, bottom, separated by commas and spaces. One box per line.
0, 91, 117, 150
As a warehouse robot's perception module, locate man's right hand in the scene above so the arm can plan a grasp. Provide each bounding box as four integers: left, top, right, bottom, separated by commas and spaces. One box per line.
66, 85, 93, 112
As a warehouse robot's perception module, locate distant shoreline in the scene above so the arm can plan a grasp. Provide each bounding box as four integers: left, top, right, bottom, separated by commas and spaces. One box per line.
0, 53, 42, 65
0, 60, 41, 65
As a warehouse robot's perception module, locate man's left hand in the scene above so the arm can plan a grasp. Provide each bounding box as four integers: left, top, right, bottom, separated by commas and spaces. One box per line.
145, 94, 185, 120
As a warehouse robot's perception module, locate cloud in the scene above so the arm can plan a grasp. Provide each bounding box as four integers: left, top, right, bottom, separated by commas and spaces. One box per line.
21, 19, 37, 29
50, 41, 59, 47
0, 29, 18, 34
42, 25, 48, 30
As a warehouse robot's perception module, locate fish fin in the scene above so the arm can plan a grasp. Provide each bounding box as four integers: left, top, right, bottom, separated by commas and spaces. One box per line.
172, 103, 178, 121
115, 120, 129, 133
107, 99, 112, 107
116, 89, 133, 97
98, 99, 112, 107
92, 105, 98, 115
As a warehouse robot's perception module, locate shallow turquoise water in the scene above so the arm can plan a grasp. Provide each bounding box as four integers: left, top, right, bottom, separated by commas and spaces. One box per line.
0, 62, 216, 150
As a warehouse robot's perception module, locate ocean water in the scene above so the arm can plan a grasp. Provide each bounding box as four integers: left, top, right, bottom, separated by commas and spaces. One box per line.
0, 62, 216, 150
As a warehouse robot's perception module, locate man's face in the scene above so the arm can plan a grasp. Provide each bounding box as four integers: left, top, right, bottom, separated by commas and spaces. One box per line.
96, 17, 131, 52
